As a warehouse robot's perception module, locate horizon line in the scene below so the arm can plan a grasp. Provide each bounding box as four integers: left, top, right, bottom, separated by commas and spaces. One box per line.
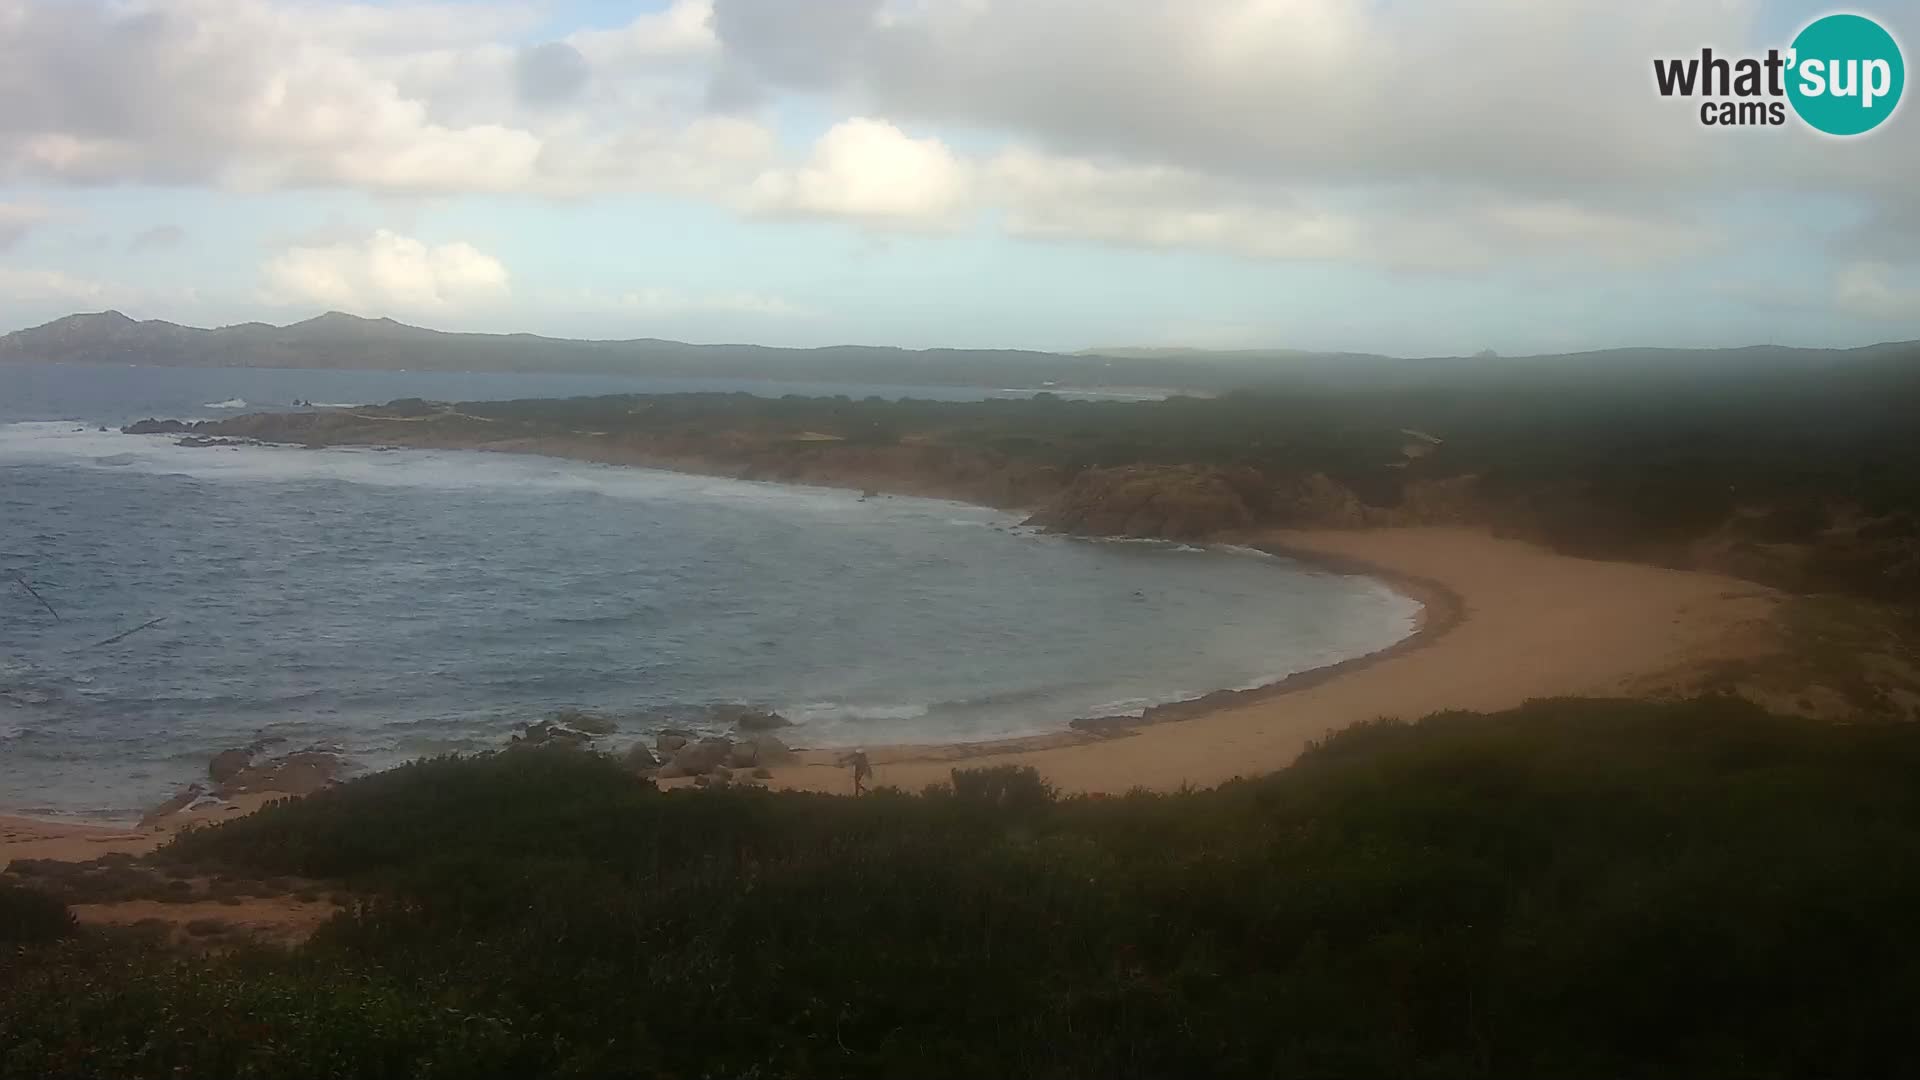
5, 308, 1915, 362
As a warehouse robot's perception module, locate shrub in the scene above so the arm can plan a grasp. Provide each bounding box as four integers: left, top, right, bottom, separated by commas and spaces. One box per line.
948, 764, 1056, 811
0, 883, 76, 944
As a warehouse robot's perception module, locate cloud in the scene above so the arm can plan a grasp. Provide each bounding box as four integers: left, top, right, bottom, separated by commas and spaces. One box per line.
710, 0, 1731, 190
746, 118, 970, 226
569, 0, 717, 65
706, 0, 1908, 264
0, 203, 53, 250
1834, 262, 1920, 322
128, 224, 185, 253
925, 146, 1707, 270
0, 266, 110, 302
514, 42, 591, 107
261, 229, 509, 312
0, 0, 759, 196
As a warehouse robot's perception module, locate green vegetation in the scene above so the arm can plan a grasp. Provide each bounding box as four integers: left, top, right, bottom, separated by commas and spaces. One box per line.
301, 365, 1920, 599
8, 697, 1920, 1077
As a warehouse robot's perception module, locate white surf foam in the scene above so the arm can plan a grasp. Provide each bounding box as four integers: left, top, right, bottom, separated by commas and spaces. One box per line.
0, 422, 1024, 528
202, 398, 248, 409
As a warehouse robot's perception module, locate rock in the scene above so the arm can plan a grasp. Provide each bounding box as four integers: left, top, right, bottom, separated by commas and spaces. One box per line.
656, 732, 690, 754
123, 418, 192, 435
712, 765, 733, 780
670, 738, 733, 776
751, 767, 773, 780
139, 784, 205, 828
728, 741, 757, 769
1023, 465, 1256, 539
208, 748, 251, 783
623, 744, 662, 771
751, 735, 793, 766
510, 720, 591, 751
219, 750, 341, 797
655, 764, 687, 780
553, 709, 618, 736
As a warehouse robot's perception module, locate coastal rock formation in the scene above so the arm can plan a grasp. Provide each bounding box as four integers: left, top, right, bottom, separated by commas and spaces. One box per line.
728, 735, 793, 769
220, 751, 341, 797
670, 738, 733, 776
123, 418, 197, 435
207, 749, 251, 784
510, 720, 593, 750
1025, 465, 1256, 539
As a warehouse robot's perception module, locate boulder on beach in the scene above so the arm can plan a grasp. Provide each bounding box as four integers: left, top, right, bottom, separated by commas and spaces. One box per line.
729, 735, 793, 769
552, 709, 619, 736
670, 738, 733, 776
219, 750, 342, 797
656, 732, 690, 754
623, 744, 662, 772
511, 720, 592, 751
208, 748, 251, 783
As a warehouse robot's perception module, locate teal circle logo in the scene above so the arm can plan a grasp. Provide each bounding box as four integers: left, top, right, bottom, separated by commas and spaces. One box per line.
1787, 13, 1905, 135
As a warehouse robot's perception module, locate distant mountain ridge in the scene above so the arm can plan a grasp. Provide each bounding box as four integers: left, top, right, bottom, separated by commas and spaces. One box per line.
3, 310, 1917, 394
0, 310, 1156, 391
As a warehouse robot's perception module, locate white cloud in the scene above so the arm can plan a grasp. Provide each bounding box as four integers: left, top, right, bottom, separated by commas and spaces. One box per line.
261, 229, 509, 312
1835, 262, 1920, 322
0, 0, 761, 196
0, 266, 111, 303
0, 202, 53, 250
983, 148, 1712, 270
746, 118, 970, 226
569, 0, 716, 65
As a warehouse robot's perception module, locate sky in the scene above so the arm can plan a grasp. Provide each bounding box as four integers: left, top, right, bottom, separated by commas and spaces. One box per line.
0, 0, 1916, 356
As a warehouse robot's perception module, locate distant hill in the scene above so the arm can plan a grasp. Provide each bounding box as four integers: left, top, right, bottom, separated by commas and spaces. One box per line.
4, 310, 1917, 395
0, 310, 1174, 392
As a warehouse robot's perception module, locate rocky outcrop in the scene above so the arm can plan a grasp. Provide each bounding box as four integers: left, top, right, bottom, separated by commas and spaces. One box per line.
221, 751, 340, 796
1024, 465, 1256, 539
123, 418, 197, 435
727, 735, 792, 769
207, 749, 251, 783
669, 738, 733, 777
510, 720, 593, 750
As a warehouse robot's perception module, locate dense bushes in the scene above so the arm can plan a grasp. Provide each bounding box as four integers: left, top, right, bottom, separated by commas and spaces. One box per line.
10, 697, 1920, 1077
0, 882, 74, 944
450, 382, 1920, 597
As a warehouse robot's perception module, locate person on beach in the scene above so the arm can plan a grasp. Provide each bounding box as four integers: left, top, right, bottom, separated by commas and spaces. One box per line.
845, 750, 872, 795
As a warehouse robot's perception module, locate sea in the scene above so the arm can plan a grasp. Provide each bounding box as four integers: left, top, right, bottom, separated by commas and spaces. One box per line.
0, 363, 1419, 821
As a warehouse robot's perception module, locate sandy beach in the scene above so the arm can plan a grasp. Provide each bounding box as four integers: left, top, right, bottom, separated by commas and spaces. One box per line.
761, 525, 1781, 796
4, 524, 1780, 870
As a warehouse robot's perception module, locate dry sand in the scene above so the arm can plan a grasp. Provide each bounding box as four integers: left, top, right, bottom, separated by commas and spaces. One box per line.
763, 526, 1781, 795
5, 526, 1780, 893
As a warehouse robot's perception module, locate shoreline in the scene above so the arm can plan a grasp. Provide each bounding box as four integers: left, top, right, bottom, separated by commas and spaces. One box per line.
761, 525, 1779, 794
4, 428, 1780, 846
